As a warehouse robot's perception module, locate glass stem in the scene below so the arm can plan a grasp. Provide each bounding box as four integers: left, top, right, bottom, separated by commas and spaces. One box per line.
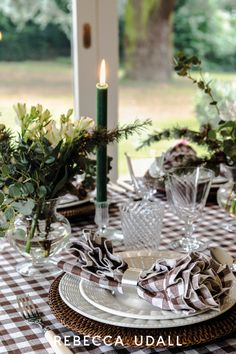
184, 220, 194, 242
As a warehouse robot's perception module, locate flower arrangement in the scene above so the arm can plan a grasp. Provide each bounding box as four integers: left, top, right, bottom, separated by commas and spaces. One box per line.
0, 103, 150, 252
140, 53, 236, 170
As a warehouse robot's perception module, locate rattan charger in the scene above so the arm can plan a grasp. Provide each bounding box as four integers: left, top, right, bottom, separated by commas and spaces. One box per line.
48, 274, 236, 349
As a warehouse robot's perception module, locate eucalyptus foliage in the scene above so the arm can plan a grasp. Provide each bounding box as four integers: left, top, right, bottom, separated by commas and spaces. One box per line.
140, 54, 236, 169
174, 53, 219, 113
195, 81, 236, 127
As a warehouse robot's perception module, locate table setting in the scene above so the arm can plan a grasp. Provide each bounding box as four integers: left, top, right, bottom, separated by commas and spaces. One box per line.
1, 56, 236, 354
1, 183, 236, 353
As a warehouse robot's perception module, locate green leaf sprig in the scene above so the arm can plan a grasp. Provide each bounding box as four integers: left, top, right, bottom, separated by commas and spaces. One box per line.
174, 53, 220, 114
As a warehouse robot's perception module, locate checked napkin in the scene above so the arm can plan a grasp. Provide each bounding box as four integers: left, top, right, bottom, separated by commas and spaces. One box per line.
57, 230, 233, 314
57, 230, 128, 293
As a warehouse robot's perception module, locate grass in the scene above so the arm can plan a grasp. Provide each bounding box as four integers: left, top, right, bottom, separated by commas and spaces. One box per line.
0, 60, 235, 178
0, 60, 73, 132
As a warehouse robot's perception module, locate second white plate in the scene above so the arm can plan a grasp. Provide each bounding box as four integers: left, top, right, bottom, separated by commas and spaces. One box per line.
80, 250, 190, 320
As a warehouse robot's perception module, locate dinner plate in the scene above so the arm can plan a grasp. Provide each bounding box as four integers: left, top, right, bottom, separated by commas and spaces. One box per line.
57, 196, 92, 209
212, 175, 227, 186
59, 250, 236, 328
57, 190, 95, 209
80, 250, 191, 320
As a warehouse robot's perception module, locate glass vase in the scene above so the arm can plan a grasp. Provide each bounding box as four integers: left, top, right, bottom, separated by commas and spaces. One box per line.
217, 164, 236, 231
7, 199, 71, 277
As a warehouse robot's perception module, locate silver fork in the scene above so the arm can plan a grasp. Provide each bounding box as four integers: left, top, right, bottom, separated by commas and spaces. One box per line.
17, 295, 73, 354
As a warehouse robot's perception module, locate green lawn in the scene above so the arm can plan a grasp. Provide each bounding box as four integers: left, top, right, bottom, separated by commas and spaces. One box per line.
0, 60, 74, 130
0, 60, 235, 178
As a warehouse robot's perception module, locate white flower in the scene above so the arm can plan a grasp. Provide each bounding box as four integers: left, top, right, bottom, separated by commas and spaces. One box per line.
25, 122, 38, 139
14, 103, 27, 120
219, 101, 236, 121
60, 118, 76, 142
45, 120, 61, 146
75, 116, 94, 132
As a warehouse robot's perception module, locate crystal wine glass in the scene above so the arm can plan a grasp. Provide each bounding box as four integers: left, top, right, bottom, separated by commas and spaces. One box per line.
166, 167, 214, 252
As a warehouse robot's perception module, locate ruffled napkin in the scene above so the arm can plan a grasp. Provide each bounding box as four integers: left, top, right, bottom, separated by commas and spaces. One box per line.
57, 230, 128, 293
137, 252, 233, 314
58, 231, 233, 314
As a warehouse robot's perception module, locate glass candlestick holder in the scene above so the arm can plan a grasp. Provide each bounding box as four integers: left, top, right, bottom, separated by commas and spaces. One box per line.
94, 200, 123, 243
94, 201, 109, 235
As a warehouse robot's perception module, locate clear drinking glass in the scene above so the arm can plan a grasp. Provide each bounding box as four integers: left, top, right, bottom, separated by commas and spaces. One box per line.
166, 167, 213, 252
120, 200, 164, 250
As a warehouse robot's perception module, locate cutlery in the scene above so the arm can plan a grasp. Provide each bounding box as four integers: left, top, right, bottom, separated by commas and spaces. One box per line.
117, 180, 136, 193
109, 181, 142, 201
108, 182, 127, 194
17, 295, 73, 354
117, 181, 142, 201
210, 247, 236, 272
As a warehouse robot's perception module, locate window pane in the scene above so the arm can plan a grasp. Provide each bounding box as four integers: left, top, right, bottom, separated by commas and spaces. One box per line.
118, 0, 236, 179
0, 1, 73, 129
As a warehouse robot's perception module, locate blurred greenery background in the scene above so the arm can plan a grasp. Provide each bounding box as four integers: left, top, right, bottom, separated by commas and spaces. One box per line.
0, 0, 235, 177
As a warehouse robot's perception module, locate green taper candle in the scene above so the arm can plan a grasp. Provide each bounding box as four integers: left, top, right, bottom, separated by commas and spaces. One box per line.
96, 59, 108, 202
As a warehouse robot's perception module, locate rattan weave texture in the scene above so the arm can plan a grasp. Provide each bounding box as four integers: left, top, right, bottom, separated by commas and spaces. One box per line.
48, 274, 236, 349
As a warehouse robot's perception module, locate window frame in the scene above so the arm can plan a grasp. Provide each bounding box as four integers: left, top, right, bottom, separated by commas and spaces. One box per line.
72, 0, 118, 181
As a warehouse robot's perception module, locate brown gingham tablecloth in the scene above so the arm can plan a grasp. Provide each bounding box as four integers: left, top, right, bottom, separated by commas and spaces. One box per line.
0, 184, 236, 354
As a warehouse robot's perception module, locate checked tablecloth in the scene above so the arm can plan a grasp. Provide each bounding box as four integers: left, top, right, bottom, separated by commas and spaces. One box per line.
0, 185, 236, 354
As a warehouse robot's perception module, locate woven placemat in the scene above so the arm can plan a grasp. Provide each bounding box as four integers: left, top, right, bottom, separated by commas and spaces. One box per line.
48, 274, 236, 349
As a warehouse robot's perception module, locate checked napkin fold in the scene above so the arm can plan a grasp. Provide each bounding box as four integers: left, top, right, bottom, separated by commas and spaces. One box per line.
57, 230, 233, 314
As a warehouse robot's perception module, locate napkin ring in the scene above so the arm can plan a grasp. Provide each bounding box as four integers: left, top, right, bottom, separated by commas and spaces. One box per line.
121, 268, 141, 293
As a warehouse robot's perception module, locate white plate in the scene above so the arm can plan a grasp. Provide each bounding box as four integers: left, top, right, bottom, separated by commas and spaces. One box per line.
212, 176, 227, 185
57, 190, 95, 209
80, 250, 192, 320
59, 251, 236, 328
57, 196, 92, 209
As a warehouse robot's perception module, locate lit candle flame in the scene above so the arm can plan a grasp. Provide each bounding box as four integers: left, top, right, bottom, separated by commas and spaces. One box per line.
99, 59, 106, 86
0, 32, 2, 41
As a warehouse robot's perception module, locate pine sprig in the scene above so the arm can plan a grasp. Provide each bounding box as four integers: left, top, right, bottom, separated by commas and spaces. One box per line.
138, 125, 222, 152
78, 119, 152, 153
96, 119, 152, 143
